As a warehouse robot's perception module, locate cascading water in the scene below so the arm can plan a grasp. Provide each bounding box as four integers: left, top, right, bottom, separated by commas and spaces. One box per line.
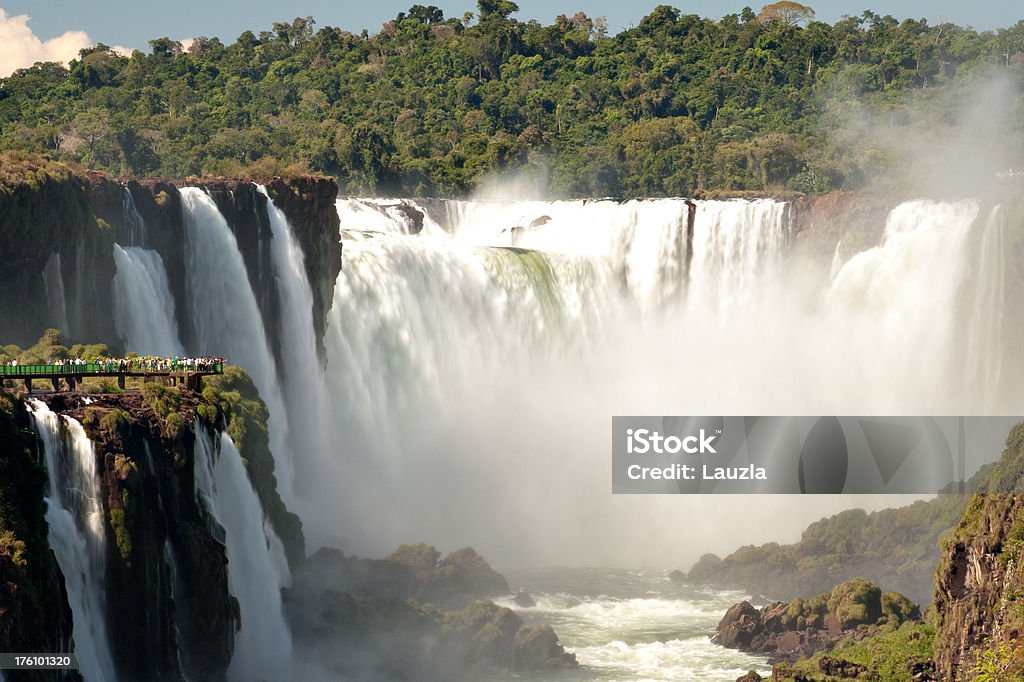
162, 538, 191, 679
179, 187, 295, 497
258, 185, 332, 503
112, 244, 184, 356
27, 400, 117, 682
122, 188, 147, 248
441, 198, 694, 310
336, 197, 445, 235
824, 200, 980, 412
307, 194, 1012, 562
192, 426, 293, 682
965, 205, 1006, 408
22, 182, 1013, 680
43, 252, 70, 334
687, 199, 792, 312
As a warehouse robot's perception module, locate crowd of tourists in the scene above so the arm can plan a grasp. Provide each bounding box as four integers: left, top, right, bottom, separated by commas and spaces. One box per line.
2, 356, 225, 373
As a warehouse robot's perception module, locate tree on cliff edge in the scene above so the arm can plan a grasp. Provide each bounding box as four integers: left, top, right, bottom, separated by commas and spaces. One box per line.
757, 1, 815, 26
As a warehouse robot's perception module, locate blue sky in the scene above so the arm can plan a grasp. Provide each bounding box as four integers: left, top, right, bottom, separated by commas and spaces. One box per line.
1, 1, 1021, 77
6, 1, 1024, 46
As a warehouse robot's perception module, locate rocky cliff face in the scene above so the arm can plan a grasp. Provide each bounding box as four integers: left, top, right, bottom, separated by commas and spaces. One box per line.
1, 154, 342, 361
119, 176, 342, 363
0, 392, 76, 682
0, 154, 119, 348
36, 389, 238, 682
933, 422, 1024, 680
0, 356, 304, 682
263, 176, 342, 359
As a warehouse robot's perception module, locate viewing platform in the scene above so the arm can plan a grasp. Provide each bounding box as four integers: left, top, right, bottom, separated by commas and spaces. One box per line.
0, 362, 224, 393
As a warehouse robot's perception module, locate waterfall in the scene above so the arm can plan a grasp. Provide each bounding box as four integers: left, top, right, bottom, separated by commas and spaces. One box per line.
829, 240, 844, 280
192, 427, 293, 682
122, 188, 146, 247
43, 252, 70, 334
441, 198, 695, 310
688, 199, 792, 312
824, 200, 978, 411
27, 400, 116, 682
179, 187, 294, 496
163, 539, 191, 680
15, 187, 1017, 673
300, 195, 1012, 562
112, 245, 184, 356
258, 184, 331, 503
323, 229, 614, 431
335, 197, 444, 235
965, 205, 1006, 407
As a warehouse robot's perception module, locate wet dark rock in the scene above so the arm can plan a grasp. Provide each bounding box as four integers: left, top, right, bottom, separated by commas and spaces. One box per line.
908, 659, 938, 681
0, 394, 75, 671
668, 569, 686, 583
513, 590, 536, 607
686, 553, 723, 582
4, 388, 241, 681
0, 157, 119, 348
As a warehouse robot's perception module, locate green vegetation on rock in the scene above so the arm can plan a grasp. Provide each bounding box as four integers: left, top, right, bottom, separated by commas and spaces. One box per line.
0, 328, 109, 367
934, 422, 1024, 680
688, 483, 978, 606
203, 365, 305, 566
776, 619, 936, 682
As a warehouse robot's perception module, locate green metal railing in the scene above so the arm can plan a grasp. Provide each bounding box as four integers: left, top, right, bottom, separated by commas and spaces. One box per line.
0, 363, 224, 376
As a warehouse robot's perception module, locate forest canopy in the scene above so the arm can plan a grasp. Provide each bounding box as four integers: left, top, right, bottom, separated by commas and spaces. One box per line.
1, 2, 1023, 197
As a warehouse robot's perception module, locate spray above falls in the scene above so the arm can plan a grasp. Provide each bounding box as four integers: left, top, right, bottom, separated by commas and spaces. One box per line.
100, 185, 1017, 567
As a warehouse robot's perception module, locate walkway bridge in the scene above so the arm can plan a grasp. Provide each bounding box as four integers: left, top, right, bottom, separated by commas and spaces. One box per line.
0, 362, 224, 393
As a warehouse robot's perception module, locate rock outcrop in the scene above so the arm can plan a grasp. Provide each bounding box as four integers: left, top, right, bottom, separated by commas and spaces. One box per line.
285, 545, 575, 679
714, 579, 920, 664
1, 154, 343, 362
40, 389, 237, 682
122, 175, 342, 363
384, 543, 510, 609
0, 153, 119, 348
263, 176, 342, 359
685, 480, 980, 607
933, 422, 1024, 680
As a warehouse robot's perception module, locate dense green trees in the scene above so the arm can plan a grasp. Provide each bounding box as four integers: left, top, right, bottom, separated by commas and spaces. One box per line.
0, 2, 1021, 196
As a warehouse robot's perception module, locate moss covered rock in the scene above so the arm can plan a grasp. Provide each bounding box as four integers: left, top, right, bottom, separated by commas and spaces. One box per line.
202, 365, 305, 567
715, 579, 920, 663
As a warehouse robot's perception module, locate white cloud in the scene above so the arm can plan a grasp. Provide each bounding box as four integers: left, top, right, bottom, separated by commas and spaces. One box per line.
0, 9, 92, 77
